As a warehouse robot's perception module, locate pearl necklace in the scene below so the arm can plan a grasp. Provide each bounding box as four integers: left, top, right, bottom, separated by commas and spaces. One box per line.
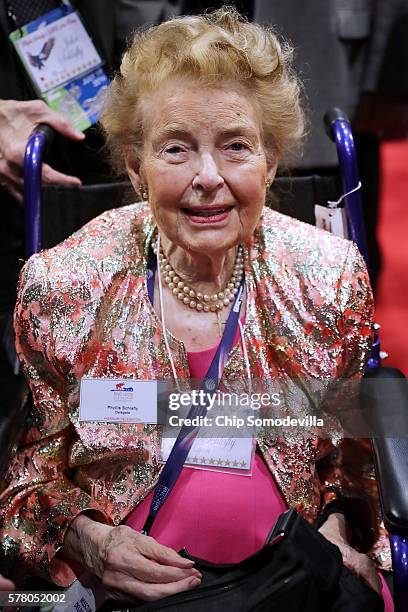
152, 241, 244, 313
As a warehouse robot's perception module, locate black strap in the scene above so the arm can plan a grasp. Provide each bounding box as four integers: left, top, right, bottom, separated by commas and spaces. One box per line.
6, 0, 60, 30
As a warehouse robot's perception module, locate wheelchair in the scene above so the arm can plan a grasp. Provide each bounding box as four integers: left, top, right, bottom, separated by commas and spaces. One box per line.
1, 108, 407, 611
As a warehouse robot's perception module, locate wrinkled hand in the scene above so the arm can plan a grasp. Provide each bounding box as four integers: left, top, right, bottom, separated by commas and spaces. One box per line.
0, 99, 85, 203
1, 574, 16, 612
318, 512, 381, 595
62, 515, 202, 602
0, 573, 15, 589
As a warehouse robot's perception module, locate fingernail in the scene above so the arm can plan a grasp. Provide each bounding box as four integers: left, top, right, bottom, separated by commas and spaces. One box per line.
190, 569, 201, 577
75, 130, 85, 138
189, 577, 201, 587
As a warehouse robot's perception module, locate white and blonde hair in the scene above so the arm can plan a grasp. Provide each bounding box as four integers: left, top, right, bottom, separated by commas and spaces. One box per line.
100, 7, 305, 173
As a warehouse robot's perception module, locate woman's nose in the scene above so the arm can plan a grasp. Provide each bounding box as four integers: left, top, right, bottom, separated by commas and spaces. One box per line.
192, 152, 224, 192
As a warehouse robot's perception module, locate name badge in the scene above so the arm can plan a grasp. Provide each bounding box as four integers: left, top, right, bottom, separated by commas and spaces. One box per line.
79, 378, 157, 424
10, 3, 109, 130
161, 437, 254, 475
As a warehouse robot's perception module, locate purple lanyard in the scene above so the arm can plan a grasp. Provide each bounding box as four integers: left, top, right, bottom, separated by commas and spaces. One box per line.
142, 244, 245, 535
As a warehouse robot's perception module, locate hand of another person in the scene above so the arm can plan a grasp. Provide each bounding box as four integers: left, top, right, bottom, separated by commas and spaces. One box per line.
318, 512, 381, 595
0, 573, 15, 589
0, 574, 16, 612
0, 99, 85, 203
62, 514, 202, 602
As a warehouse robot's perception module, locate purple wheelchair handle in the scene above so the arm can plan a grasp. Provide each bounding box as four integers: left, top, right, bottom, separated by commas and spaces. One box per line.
324, 108, 369, 265
23, 124, 54, 258
326, 113, 406, 610
391, 534, 408, 612
324, 108, 380, 368
367, 331, 381, 369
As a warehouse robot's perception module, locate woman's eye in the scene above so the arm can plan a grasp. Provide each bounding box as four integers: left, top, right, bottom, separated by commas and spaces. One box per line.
228, 142, 249, 152
164, 145, 185, 155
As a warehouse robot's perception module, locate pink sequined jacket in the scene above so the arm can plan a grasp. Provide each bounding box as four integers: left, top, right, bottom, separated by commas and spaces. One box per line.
0, 203, 390, 586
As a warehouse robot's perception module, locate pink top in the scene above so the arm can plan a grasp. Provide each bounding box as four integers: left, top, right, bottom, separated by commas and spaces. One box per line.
126, 450, 288, 562
125, 328, 393, 609
126, 321, 287, 560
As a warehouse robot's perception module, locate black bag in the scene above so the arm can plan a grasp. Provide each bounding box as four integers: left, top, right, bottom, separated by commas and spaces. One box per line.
103, 508, 384, 612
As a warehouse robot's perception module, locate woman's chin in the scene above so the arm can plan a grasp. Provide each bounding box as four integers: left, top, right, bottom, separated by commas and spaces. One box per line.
175, 214, 243, 253
180, 233, 240, 256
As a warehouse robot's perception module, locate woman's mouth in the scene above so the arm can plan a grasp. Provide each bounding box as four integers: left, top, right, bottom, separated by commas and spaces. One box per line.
182, 206, 233, 224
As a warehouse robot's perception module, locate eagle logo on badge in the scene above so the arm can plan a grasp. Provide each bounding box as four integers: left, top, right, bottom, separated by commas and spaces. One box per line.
28, 37, 55, 70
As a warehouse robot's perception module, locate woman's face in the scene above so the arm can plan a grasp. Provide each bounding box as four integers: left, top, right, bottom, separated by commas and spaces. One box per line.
127, 80, 277, 255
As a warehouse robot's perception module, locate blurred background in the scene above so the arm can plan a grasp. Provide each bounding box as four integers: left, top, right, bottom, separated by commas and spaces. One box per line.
182, 0, 408, 375
376, 141, 408, 375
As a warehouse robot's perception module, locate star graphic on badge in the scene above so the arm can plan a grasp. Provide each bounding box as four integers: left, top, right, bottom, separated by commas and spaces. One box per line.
200, 457, 207, 464
240, 461, 247, 468
225, 460, 231, 466
233, 460, 239, 467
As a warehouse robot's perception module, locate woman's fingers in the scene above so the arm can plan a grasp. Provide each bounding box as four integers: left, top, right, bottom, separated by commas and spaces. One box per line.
0, 155, 81, 197
359, 566, 382, 596
0, 171, 23, 203
0, 157, 24, 193
318, 522, 382, 597
0, 573, 15, 589
126, 553, 201, 584
105, 572, 201, 602
100, 528, 202, 600
136, 534, 196, 568
103, 540, 200, 585
339, 544, 382, 594
0, 181, 23, 203
347, 556, 381, 594
42, 163, 82, 187
132, 573, 201, 601
102, 526, 195, 570
0, 99, 84, 201
73, 520, 201, 602
0, 99, 84, 143
39, 107, 85, 142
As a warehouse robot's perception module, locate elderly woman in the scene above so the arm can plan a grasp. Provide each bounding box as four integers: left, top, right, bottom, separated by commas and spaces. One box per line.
0, 7, 392, 608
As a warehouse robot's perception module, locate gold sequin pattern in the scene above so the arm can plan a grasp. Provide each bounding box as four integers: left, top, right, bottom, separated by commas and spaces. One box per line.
0, 202, 390, 587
